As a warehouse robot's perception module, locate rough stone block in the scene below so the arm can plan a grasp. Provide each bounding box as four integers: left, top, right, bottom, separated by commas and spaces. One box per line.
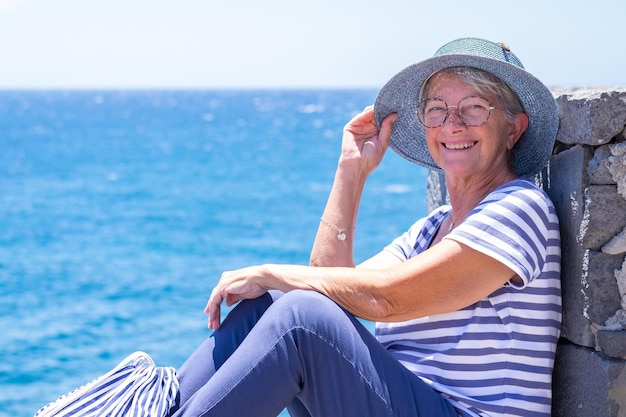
616, 258, 626, 310
590, 144, 618, 185
605, 309, 626, 334
555, 90, 626, 146
548, 146, 595, 346
586, 251, 623, 326
547, 146, 590, 226
583, 185, 626, 250
608, 141, 626, 200
552, 340, 626, 417
604, 228, 626, 255
426, 171, 447, 213
597, 330, 626, 358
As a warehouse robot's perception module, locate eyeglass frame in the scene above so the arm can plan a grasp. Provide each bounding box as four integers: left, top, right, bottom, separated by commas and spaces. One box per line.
416, 96, 500, 128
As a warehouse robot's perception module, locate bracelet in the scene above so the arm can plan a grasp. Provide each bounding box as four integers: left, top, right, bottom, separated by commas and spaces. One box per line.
320, 217, 355, 241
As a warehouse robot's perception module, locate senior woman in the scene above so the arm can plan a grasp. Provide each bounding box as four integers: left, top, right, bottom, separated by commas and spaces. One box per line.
170, 38, 561, 417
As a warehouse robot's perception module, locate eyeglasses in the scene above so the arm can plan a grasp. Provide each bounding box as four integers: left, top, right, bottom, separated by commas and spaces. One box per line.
417, 96, 498, 128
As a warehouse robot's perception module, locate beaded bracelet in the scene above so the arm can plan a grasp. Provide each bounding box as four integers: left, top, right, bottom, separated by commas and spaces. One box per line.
320, 217, 355, 241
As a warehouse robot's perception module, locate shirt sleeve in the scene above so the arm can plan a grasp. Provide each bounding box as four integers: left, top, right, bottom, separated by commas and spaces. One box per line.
445, 183, 555, 288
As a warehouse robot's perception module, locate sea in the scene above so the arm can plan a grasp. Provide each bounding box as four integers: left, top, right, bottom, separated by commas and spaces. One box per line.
0, 89, 429, 416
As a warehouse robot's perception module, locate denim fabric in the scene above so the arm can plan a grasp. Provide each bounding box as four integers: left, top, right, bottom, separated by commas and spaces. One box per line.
170, 290, 457, 417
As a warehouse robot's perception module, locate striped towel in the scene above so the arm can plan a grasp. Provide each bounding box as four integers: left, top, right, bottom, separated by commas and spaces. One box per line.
34, 351, 179, 417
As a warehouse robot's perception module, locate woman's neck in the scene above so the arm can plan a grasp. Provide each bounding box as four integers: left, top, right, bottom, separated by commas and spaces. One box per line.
445, 171, 518, 228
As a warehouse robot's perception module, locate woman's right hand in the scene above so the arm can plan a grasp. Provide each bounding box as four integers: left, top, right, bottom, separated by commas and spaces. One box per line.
339, 105, 397, 179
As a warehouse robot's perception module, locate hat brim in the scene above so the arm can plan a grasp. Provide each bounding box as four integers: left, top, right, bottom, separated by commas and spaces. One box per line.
373, 54, 559, 178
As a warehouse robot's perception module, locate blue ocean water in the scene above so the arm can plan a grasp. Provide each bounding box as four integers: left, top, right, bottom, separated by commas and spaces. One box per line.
0, 90, 428, 416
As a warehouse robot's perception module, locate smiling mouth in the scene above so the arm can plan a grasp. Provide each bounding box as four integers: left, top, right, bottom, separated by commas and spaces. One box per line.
443, 142, 477, 150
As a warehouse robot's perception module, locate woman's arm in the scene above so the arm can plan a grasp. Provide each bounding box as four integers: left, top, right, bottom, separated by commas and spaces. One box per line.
206, 238, 516, 329
309, 106, 396, 267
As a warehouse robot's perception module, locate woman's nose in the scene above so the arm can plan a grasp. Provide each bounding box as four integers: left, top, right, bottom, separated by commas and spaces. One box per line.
443, 106, 465, 127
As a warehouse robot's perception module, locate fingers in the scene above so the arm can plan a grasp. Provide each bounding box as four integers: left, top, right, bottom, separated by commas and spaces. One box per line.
379, 112, 398, 146
205, 289, 223, 330
363, 105, 378, 130
344, 105, 374, 131
347, 105, 395, 134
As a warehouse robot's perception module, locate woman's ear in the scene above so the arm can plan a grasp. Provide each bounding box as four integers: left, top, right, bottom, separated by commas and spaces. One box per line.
507, 112, 529, 150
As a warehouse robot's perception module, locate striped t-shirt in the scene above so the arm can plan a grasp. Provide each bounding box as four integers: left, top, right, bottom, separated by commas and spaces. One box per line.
376, 179, 561, 417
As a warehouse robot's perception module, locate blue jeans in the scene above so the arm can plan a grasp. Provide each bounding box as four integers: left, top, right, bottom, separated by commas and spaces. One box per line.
170, 290, 458, 417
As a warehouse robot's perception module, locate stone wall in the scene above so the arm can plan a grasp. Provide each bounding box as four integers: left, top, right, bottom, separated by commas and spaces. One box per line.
426, 89, 626, 417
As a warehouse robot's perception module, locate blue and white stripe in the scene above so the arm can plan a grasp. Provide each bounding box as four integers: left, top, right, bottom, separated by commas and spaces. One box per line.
378, 179, 561, 417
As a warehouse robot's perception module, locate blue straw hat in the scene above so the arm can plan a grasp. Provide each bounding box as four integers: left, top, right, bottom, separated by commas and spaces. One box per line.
373, 37, 559, 178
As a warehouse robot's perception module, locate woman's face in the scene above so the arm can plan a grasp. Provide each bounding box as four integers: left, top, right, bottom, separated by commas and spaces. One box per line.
422, 72, 526, 180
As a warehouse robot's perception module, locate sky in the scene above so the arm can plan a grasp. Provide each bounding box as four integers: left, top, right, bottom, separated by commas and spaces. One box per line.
1, 0, 625, 89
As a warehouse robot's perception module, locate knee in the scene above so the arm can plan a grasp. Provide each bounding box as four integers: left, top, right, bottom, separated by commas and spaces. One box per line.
268, 290, 351, 329
279, 289, 338, 312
